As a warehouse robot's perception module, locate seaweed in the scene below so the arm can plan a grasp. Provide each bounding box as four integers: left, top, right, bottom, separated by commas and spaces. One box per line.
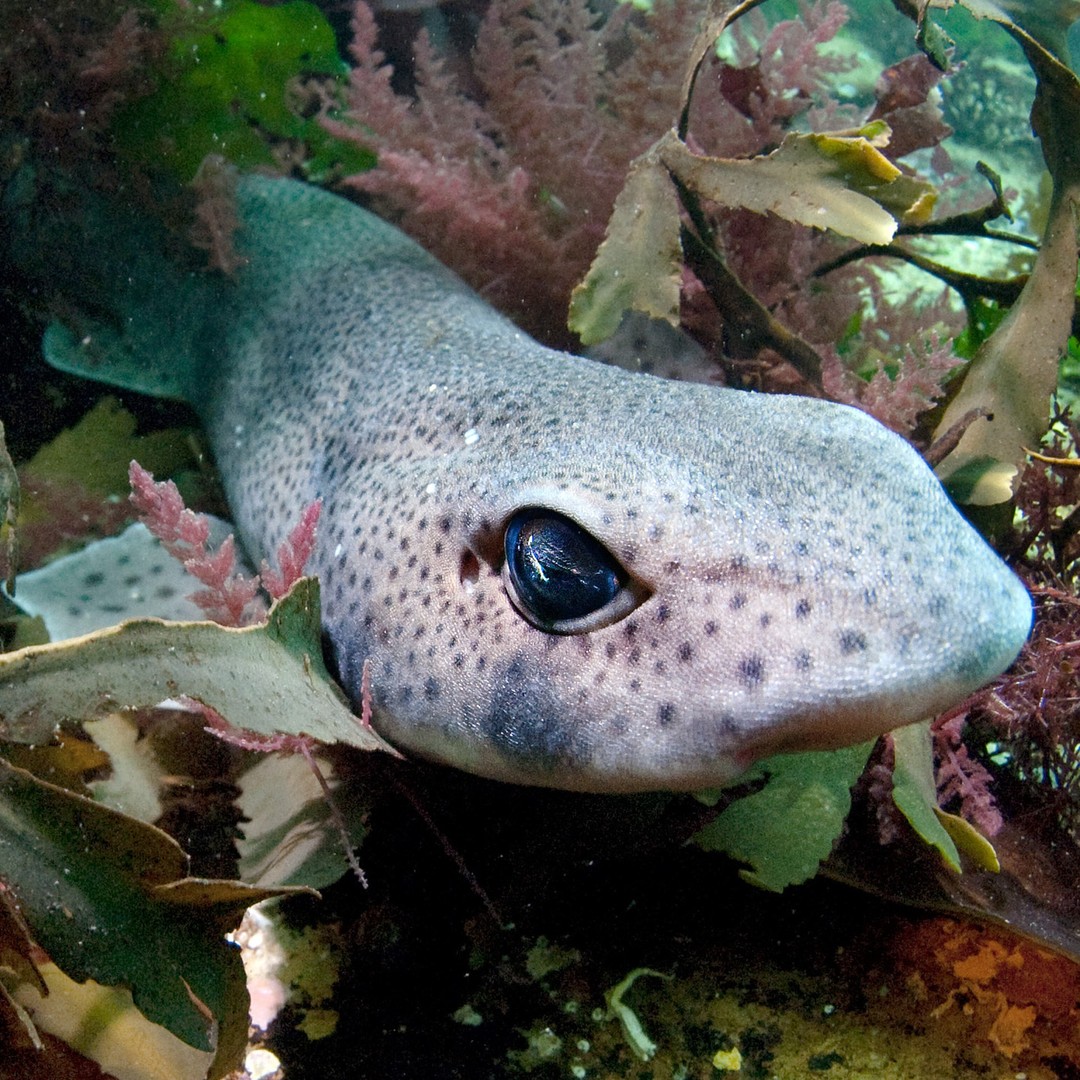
2, 1, 1079, 1075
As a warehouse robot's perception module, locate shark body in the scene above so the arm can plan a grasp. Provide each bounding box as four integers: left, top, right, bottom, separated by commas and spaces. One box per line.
24, 175, 1031, 791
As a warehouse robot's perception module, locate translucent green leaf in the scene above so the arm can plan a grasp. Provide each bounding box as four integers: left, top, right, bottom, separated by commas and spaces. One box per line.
690, 741, 875, 892
21, 396, 192, 500
659, 129, 933, 246
931, 1, 1080, 500
568, 151, 683, 345
237, 751, 371, 890
572, 123, 937, 345
0, 757, 290, 1050
889, 722, 961, 872
935, 807, 1000, 871
0, 578, 394, 756
940, 455, 1018, 506
915, 14, 954, 70
8, 960, 216, 1080
956, 0, 1080, 63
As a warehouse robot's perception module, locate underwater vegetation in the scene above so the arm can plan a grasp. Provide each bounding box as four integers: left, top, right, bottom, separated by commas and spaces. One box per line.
0, 0, 1079, 1076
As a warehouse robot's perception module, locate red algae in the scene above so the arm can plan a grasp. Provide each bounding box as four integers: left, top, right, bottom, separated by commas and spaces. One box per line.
884, 918, 1080, 1069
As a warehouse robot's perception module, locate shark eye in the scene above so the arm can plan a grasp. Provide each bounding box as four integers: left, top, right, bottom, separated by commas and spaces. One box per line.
503, 509, 632, 632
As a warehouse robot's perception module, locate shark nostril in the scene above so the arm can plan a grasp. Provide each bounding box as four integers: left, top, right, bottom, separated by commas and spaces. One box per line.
459, 550, 480, 591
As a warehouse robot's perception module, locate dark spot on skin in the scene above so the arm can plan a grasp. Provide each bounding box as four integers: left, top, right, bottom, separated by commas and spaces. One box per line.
424, 677, 440, 700
927, 594, 947, 617
655, 603, 670, 624
795, 651, 812, 671
738, 655, 766, 688
678, 642, 693, 662
759, 613, 771, 629
481, 660, 583, 769
730, 593, 747, 610
629, 678, 641, 692
704, 621, 717, 636
658, 703, 675, 726
838, 629, 867, 655
82, 572, 105, 588
605, 642, 617, 660
795, 598, 811, 619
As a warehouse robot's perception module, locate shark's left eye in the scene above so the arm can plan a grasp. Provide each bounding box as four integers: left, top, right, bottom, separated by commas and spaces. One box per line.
503, 509, 636, 632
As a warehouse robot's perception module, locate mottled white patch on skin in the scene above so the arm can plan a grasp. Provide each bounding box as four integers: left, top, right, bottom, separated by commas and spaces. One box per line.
9, 519, 250, 640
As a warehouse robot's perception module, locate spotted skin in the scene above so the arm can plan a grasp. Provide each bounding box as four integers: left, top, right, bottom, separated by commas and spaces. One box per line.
43, 177, 1031, 792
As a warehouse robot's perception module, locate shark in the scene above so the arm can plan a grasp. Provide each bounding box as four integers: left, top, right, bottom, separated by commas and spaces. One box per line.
5, 173, 1032, 792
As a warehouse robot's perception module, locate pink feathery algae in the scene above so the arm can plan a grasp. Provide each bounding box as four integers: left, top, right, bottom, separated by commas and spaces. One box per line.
128, 460, 320, 626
